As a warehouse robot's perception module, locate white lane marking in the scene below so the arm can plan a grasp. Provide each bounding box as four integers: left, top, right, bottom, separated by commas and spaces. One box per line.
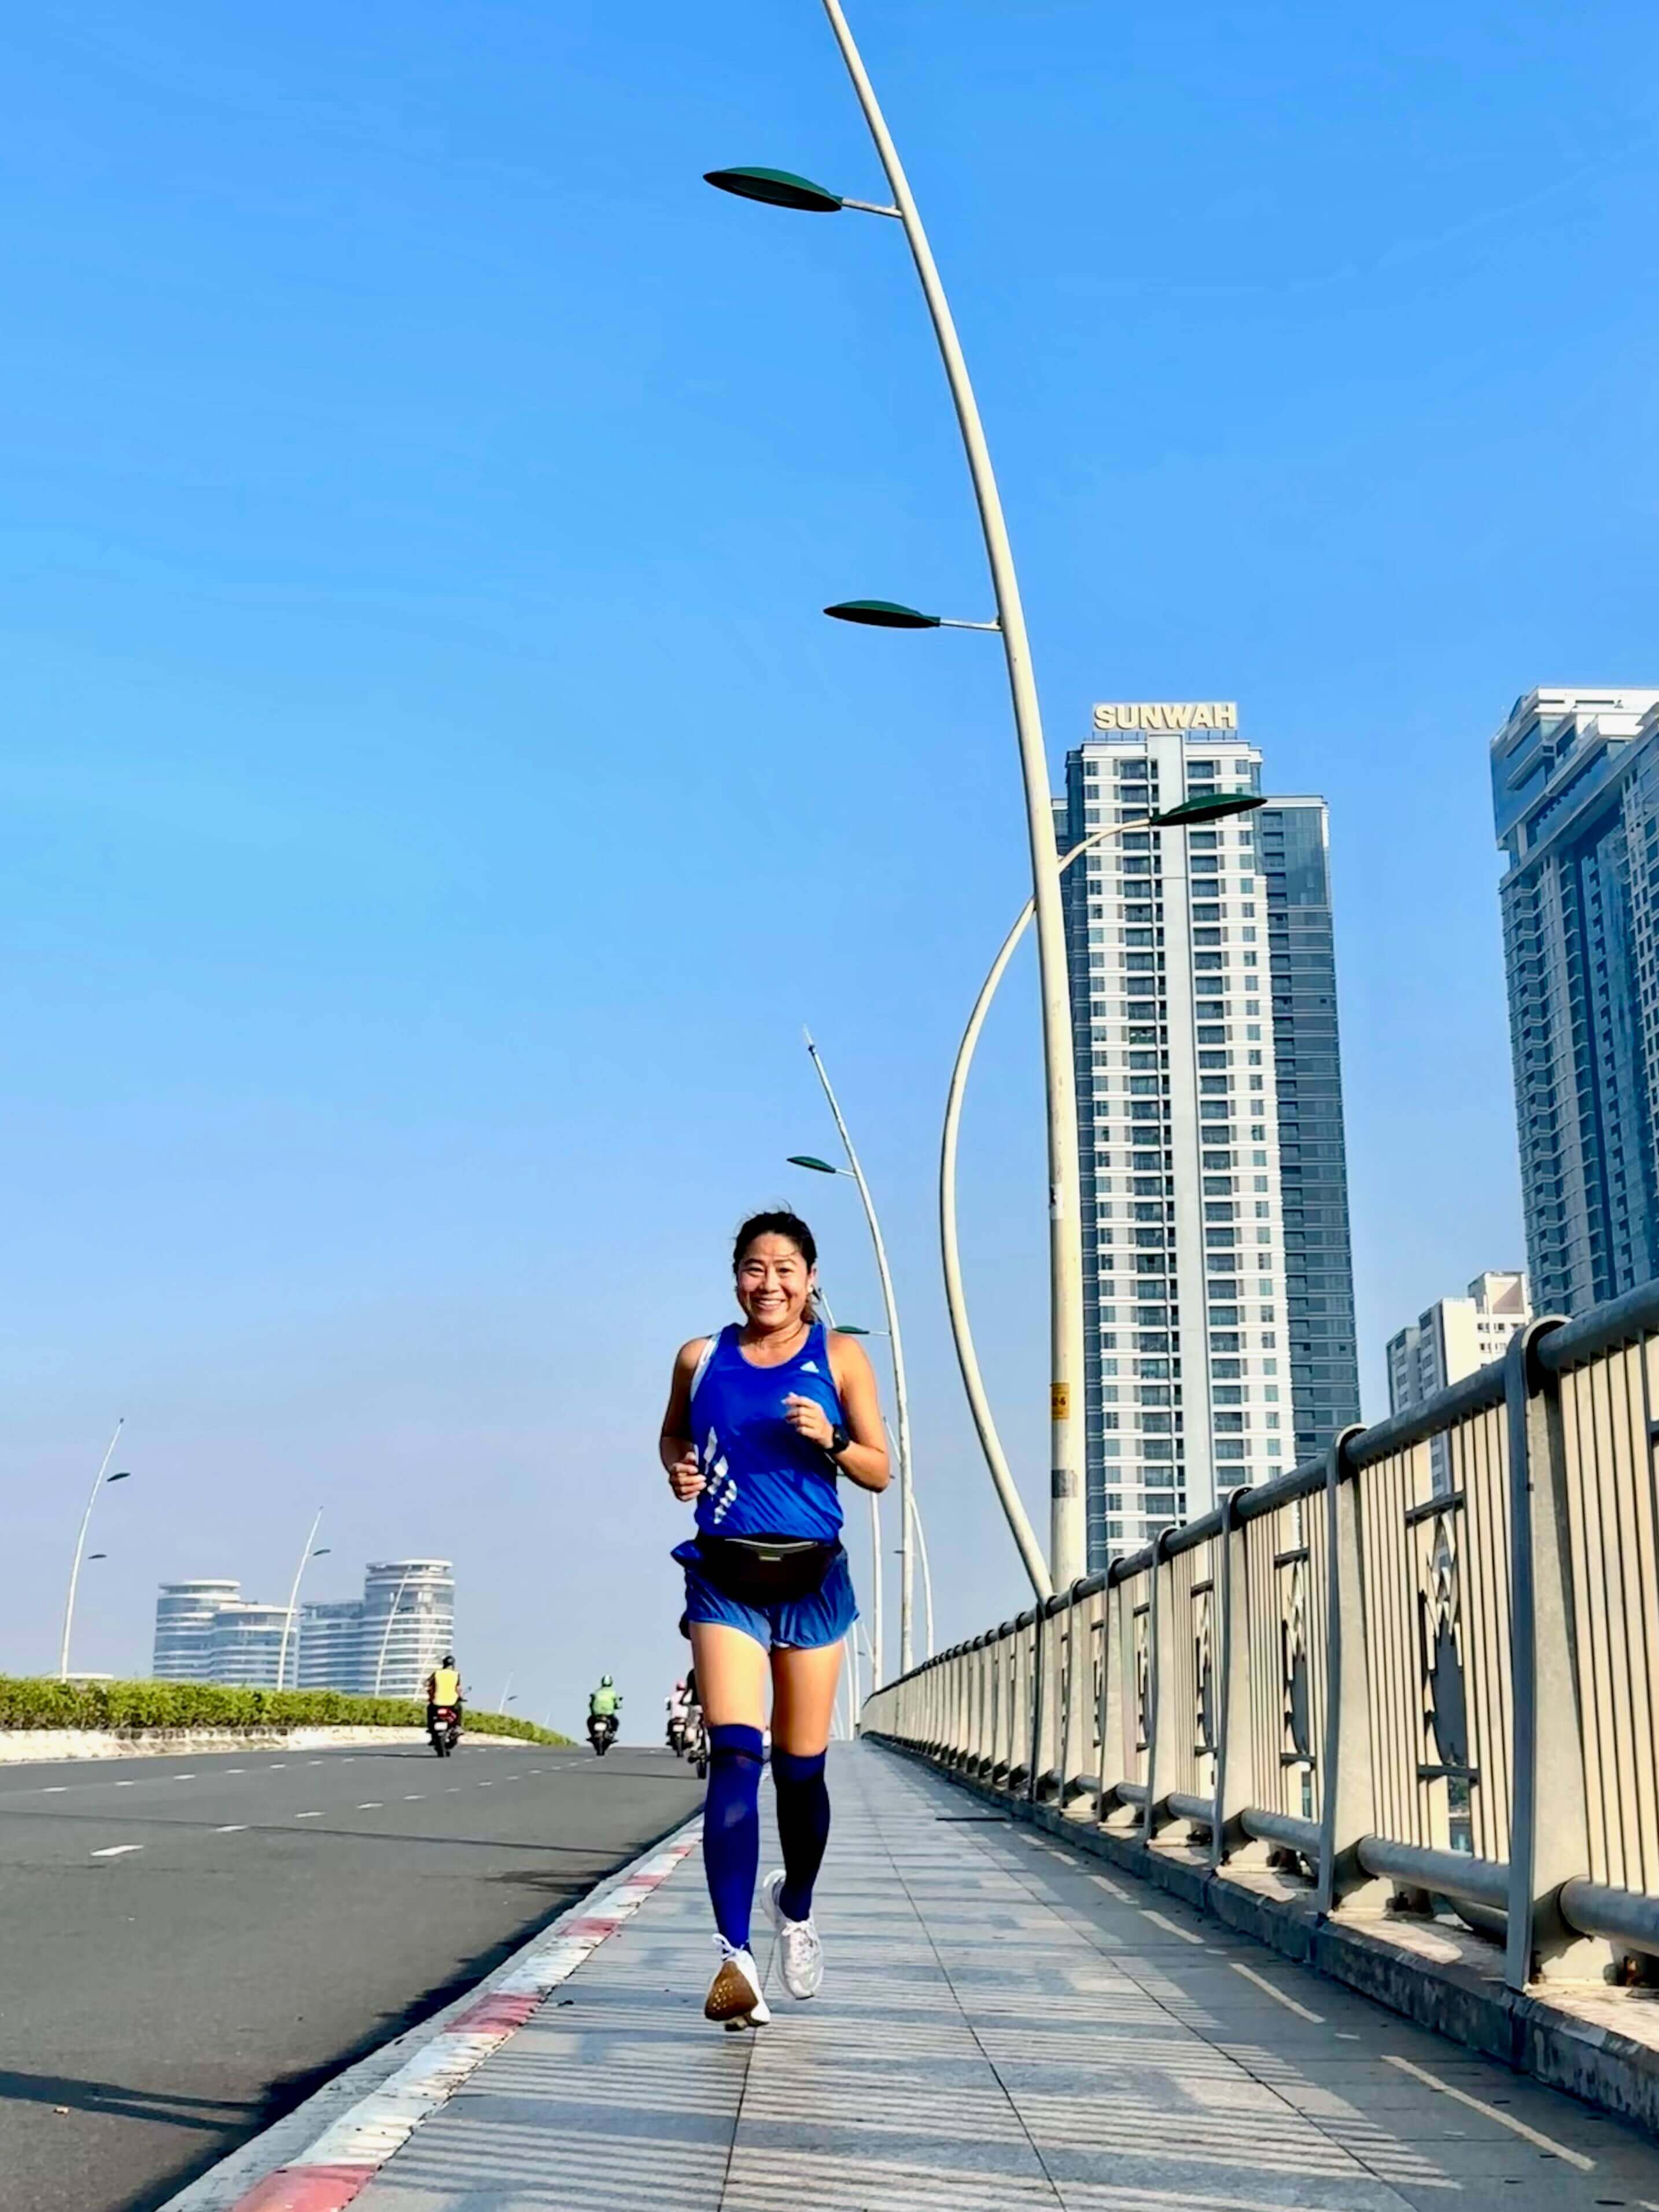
445, 1785, 461, 1793
226, 1768, 245, 1774
357, 1802, 383, 1811
268, 1763, 286, 1769
1336, 2032, 1359, 2040
116, 1780, 134, 1787
1381, 2055, 1594, 2169
42, 1786, 67, 1793
216, 1824, 248, 1834
1090, 1872, 1133, 1901
1141, 1908, 1205, 1945
1232, 1961, 1324, 2022
308, 1759, 325, 1766
477, 1781, 493, 1787
91, 1844, 143, 1858
403, 1793, 424, 1801
173, 1774, 196, 1781
295, 1811, 322, 1819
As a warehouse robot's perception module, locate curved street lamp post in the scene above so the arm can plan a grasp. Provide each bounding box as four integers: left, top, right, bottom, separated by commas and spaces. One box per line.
706, 0, 1090, 1594
372, 1563, 422, 1698
276, 1511, 329, 1693
943, 793, 1266, 1596
60, 1420, 130, 1681
809, 1300, 884, 1686
791, 1030, 918, 1671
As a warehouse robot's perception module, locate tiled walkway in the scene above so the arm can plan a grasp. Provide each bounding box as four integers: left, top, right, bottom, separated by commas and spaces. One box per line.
350, 1744, 1659, 2210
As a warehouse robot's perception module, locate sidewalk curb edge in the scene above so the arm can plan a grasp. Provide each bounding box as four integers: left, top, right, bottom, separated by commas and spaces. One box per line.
154, 1811, 702, 2212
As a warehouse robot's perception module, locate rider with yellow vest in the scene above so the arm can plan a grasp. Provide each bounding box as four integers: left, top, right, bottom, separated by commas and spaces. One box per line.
424, 1654, 463, 1734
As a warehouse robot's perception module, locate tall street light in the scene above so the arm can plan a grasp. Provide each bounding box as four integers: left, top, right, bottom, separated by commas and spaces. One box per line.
372, 1562, 421, 1698
276, 1511, 329, 1694
797, 1303, 937, 1666
792, 1028, 917, 1671
60, 1420, 130, 1681
809, 1298, 883, 1685
705, 0, 1090, 1594
942, 794, 1266, 1595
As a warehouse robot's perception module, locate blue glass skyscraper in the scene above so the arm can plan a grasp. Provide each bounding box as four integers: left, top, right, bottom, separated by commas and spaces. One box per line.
1493, 687, 1659, 1315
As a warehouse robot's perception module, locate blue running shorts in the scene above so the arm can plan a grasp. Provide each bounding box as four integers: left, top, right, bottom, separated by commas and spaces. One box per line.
674, 1539, 857, 1652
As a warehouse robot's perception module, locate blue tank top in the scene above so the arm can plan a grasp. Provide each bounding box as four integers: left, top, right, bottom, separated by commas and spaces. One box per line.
688, 1320, 845, 1543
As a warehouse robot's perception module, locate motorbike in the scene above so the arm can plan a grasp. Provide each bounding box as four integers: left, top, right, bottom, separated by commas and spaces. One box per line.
587, 1710, 618, 1757
683, 1706, 708, 1780
429, 1705, 461, 1758
666, 1711, 688, 1757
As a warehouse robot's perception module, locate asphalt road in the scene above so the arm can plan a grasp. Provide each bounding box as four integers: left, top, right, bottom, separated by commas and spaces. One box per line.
0, 1739, 702, 2212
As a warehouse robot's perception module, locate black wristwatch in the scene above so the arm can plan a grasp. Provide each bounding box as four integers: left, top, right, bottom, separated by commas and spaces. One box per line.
826, 1424, 851, 1463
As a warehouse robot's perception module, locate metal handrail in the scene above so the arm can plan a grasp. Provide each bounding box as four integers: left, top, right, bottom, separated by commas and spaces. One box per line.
864, 1272, 1659, 1985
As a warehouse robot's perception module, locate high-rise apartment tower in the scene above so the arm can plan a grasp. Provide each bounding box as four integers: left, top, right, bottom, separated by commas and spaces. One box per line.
1059, 703, 1360, 1562
1493, 687, 1659, 1315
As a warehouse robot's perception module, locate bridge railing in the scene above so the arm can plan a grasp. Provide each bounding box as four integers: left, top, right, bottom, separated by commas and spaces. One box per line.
862, 1283, 1659, 1987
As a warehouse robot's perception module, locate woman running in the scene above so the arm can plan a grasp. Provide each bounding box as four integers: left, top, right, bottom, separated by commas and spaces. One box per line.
660, 1208, 890, 2027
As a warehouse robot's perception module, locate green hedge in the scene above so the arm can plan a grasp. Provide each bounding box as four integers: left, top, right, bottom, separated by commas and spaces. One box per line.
0, 1677, 569, 1745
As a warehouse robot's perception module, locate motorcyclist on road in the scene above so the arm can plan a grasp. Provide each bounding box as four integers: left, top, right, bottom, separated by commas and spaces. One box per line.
666, 1677, 690, 1748
589, 1675, 621, 1720
425, 1653, 463, 1737
588, 1674, 621, 1748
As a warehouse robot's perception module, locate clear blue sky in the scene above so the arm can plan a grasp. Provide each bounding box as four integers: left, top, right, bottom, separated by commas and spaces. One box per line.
5, 1, 1657, 1731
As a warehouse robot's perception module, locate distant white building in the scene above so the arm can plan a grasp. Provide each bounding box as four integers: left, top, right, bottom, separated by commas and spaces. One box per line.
1387, 1271, 1531, 1490
153, 1558, 455, 1695
152, 1581, 242, 1680
353, 1561, 455, 1699
206, 1600, 291, 1689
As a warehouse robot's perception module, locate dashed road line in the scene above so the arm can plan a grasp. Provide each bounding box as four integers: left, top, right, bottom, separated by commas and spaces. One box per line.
1090, 1872, 1134, 1901
42, 1786, 67, 1794
403, 1793, 424, 1801
91, 1844, 143, 1859
295, 1811, 322, 1820
1232, 1960, 1323, 2022
216, 1824, 248, 1834
357, 1802, 383, 1810
1141, 1908, 1205, 1945
1382, 2055, 1594, 2169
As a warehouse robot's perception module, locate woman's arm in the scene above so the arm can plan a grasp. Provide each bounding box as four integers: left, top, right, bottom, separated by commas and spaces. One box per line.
661, 1339, 709, 1501
783, 1334, 890, 1492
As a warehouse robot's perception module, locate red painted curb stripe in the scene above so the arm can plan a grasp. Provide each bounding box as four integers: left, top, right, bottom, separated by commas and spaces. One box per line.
447, 1992, 541, 2036
231, 2165, 378, 2211
220, 1826, 702, 2211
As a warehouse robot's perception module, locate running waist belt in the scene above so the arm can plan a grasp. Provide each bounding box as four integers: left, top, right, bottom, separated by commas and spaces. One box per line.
695, 1536, 837, 1606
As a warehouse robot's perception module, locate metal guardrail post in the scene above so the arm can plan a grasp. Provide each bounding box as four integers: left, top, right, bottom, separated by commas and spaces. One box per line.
1317, 1425, 1388, 1914
1060, 1587, 1090, 1807
1028, 1610, 1049, 1801
1096, 1568, 1129, 1822
1210, 1490, 1254, 1867
1505, 1318, 1603, 1986
1143, 1531, 1177, 1843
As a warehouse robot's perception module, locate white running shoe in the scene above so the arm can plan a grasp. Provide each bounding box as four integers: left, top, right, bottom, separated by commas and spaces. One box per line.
705, 1938, 770, 2029
762, 1870, 824, 2000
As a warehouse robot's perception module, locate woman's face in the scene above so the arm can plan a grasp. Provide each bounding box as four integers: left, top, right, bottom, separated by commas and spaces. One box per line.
735, 1233, 814, 1331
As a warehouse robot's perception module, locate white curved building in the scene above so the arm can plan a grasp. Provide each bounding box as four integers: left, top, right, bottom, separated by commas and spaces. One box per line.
207, 1601, 291, 1689
154, 1560, 456, 1694
359, 1561, 455, 1698
153, 1581, 242, 1680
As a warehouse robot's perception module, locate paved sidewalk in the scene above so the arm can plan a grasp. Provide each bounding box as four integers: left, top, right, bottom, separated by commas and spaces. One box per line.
346, 1743, 1659, 2210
